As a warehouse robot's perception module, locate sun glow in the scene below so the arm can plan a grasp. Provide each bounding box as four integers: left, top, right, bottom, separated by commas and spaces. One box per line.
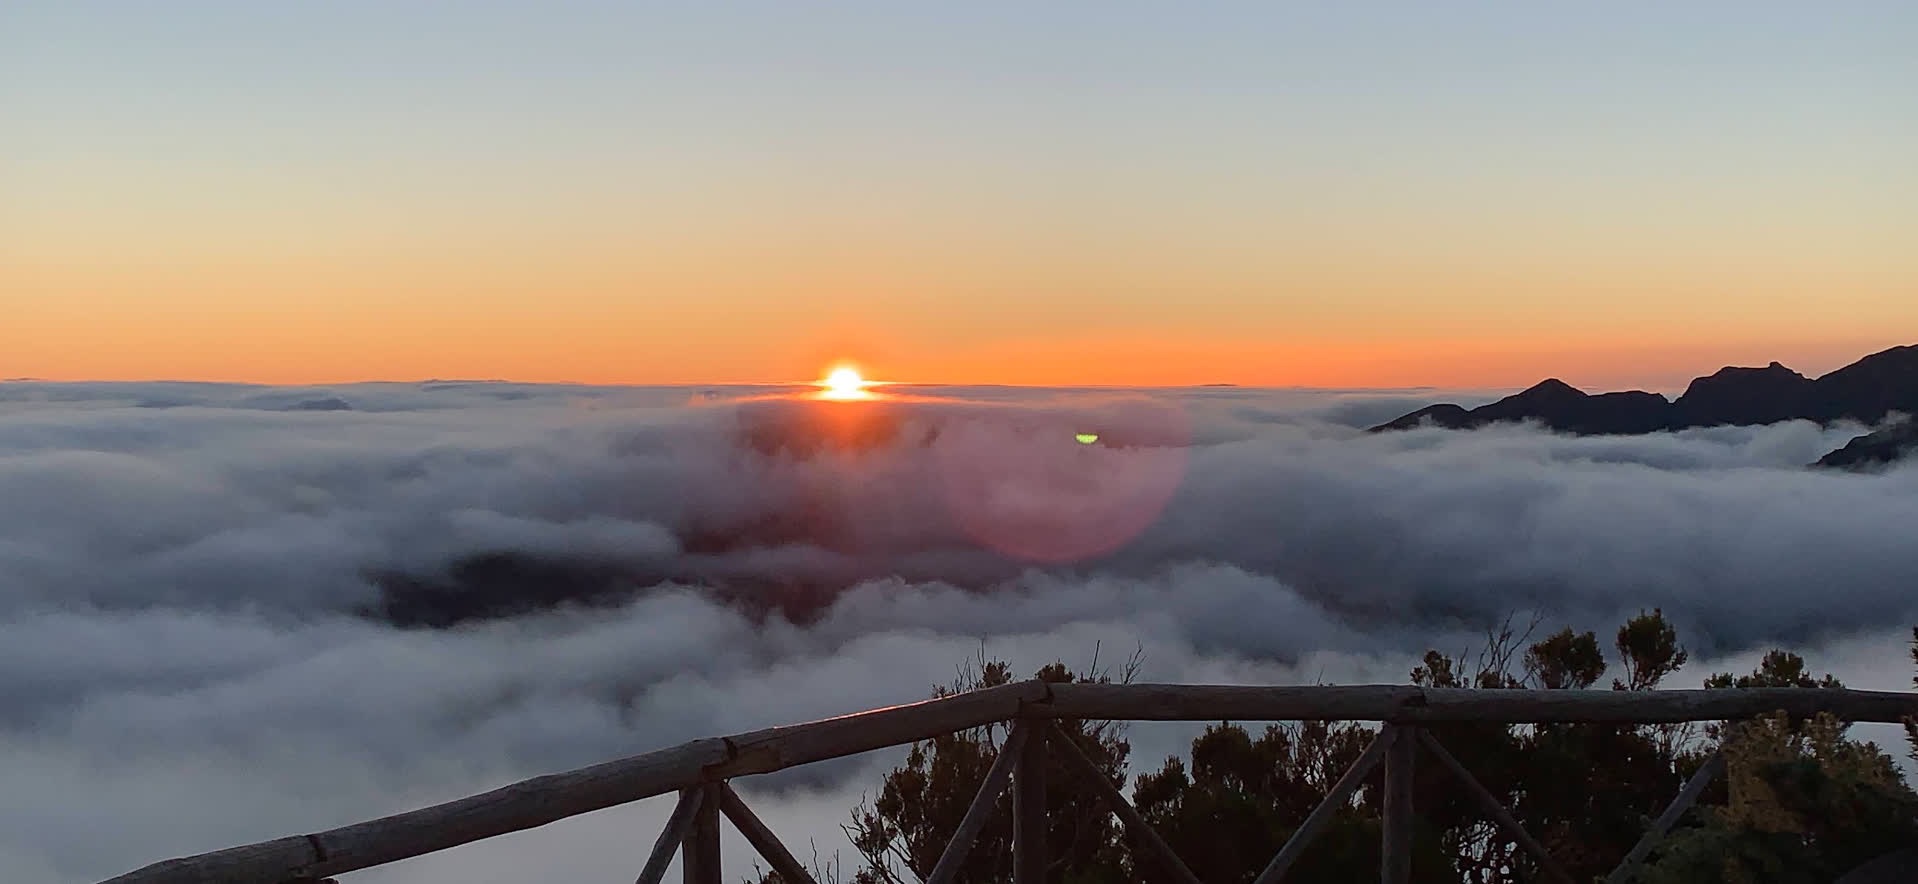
820, 366, 869, 400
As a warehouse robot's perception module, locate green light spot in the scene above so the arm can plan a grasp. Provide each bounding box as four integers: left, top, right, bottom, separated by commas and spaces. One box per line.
1075, 433, 1100, 445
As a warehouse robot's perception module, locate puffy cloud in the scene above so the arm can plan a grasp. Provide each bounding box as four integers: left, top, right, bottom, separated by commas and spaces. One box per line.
1, 381, 1913, 882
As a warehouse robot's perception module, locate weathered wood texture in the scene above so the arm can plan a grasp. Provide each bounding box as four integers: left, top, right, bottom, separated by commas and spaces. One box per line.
925, 721, 1031, 884
1252, 726, 1397, 884
715, 681, 1050, 779
98, 838, 318, 884
717, 783, 819, 884
1013, 722, 1047, 884
1047, 722, 1202, 884
104, 738, 733, 884
1605, 752, 1726, 884
635, 788, 704, 884
98, 680, 1914, 884
1381, 725, 1416, 884
102, 682, 1045, 884
1416, 730, 1572, 884
1042, 684, 1918, 724
683, 784, 721, 884
1047, 684, 1427, 722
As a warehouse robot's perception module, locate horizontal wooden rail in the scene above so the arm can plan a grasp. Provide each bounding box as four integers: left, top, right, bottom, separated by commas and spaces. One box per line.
1043, 683, 1918, 724
99, 681, 1918, 884
103, 681, 1047, 884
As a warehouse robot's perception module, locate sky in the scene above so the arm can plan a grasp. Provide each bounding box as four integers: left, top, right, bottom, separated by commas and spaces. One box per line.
5, 2, 1916, 387
4, 381, 1916, 882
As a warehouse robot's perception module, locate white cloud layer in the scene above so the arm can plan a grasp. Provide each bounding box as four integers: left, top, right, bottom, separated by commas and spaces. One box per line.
1, 381, 1913, 883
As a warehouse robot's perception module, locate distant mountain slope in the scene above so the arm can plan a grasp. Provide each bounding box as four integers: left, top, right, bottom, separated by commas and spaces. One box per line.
1814, 420, 1918, 470
1370, 344, 1918, 437
1803, 344, 1918, 424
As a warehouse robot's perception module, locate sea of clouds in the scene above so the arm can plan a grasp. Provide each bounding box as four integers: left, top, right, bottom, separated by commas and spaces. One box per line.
3, 380, 1915, 883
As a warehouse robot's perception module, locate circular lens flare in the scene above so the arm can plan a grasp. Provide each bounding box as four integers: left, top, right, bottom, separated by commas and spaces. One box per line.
935, 397, 1190, 564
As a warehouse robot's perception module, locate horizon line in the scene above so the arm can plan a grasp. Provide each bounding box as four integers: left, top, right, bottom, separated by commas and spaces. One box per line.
0, 376, 1467, 395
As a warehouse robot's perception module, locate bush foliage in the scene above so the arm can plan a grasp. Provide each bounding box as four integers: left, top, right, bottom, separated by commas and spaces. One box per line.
757, 614, 1918, 883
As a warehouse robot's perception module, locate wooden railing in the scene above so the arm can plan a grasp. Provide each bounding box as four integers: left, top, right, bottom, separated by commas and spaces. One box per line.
99, 682, 1918, 884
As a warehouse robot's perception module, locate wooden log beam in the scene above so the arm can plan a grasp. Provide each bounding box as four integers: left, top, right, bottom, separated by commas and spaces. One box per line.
1605, 752, 1726, 884
1040, 684, 1918, 724
635, 788, 705, 884
925, 721, 1031, 884
1047, 722, 1202, 884
97, 837, 319, 884
683, 784, 721, 884
103, 738, 734, 884
1251, 726, 1397, 884
1409, 688, 1916, 724
1044, 684, 1426, 722
717, 783, 818, 884
1381, 725, 1415, 884
1416, 730, 1573, 884
716, 681, 1049, 779
101, 681, 1046, 884
1013, 722, 1047, 884
315, 739, 727, 880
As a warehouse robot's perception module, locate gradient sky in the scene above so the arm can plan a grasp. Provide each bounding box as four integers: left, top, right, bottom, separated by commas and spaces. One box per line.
5, 1, 1915, 389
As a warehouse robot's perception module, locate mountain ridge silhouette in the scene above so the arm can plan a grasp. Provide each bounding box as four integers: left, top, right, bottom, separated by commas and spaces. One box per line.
1369, 344, 1918, 467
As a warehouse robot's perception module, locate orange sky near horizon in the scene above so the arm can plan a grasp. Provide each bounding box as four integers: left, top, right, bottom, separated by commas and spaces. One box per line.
6, 4, 1915, 392
11, 258, 1909, 393
11, 228, 1914, 391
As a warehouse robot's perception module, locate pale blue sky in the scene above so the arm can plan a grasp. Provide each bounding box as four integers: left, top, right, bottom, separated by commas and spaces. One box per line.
5, 2, 1915, 386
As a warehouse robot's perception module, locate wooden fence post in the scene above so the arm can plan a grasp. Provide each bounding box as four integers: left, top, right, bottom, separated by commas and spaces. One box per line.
683, 783, 721, 884
1013, 721, 1048, 884
636, 788, 706, 884
1381, 724, 1415, 884
927, 721, 1030, 884
1605, 752, 1725, 884
1252, 726, 1398, 884
1047, 722, 1203, 884
1415, 730, 1572, 884
716, 783, 818, 884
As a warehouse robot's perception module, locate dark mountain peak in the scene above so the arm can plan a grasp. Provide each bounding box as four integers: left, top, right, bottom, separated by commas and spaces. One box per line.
1367, 342, 1918, 442
1684, 361, 1807, 389
1672, 361, 1813, 427
1518, 378, 1584, 399
1445, 377, 1668, 435
1480, 378, 1587, 417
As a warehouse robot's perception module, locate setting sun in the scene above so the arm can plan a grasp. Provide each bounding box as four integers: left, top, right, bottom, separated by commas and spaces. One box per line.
821, 366, 868, 399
